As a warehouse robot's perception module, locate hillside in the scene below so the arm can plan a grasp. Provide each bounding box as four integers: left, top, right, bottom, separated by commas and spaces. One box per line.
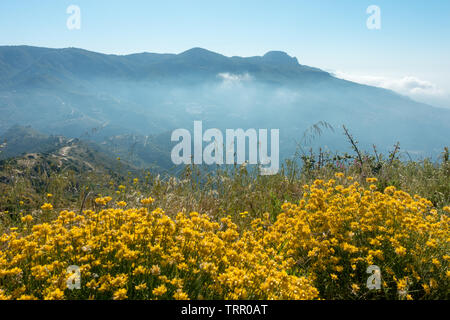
0, 45, 449, 158
0, 126, 142, 213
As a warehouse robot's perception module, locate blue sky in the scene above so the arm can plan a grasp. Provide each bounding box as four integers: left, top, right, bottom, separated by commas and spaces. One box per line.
1, 0, 450, 107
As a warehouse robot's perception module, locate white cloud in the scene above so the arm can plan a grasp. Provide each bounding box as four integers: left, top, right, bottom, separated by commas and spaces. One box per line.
217, 72, 252, 82
333, 71, 443, 97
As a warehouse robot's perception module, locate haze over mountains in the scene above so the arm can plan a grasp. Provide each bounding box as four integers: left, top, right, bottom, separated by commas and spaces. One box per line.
0, 45, 449, 168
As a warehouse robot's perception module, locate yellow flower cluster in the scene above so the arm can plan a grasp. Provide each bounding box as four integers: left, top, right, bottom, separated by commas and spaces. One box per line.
94, 196, 112, 206
267, 178, 449, 299
0, 206, 317, 300
140, 197, 155, 205
0, 176, 448, 300
40, 203, 53, 211
116, 201, 127, 207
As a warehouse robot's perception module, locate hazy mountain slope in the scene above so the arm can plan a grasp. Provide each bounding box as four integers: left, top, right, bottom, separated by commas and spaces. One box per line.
0, 125, 132, 172
0, 125, 65, 159
0, 125, 172, 173
0, 45, 448, 158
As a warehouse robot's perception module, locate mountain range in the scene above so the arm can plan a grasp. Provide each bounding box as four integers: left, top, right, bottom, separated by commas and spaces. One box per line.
0, 45, 449, 166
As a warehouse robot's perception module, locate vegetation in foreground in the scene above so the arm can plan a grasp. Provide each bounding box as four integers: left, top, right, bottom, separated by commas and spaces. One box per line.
0, 143, 449, 300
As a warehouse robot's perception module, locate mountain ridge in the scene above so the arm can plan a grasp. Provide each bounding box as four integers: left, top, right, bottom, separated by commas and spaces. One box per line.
0, 45, 448, 159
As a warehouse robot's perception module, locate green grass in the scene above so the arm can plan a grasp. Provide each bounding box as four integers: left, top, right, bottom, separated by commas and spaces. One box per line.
1, 144, 448, 234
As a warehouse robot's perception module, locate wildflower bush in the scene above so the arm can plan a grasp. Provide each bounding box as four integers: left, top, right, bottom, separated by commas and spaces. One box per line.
269, 175, 449, 299
0, 203, 318, 300
0, 174, 448, 300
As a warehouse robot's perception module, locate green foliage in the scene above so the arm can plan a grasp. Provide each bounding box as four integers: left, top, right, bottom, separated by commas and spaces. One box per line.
1, 143, 448, 234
